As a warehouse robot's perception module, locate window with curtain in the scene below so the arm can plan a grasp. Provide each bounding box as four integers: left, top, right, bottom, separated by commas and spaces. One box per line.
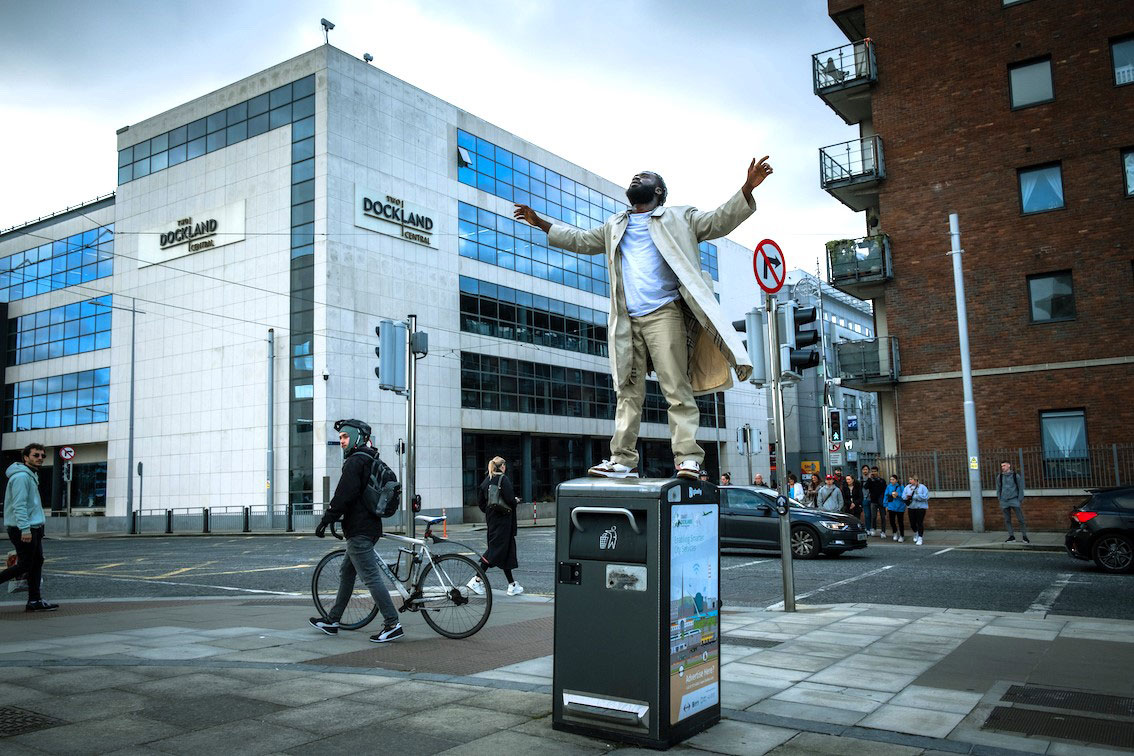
1027, 271, 1075, 322
1112, 35, 1134, 86
1123, 148, 1134, 197
1041, 409, 1088, 479
1009, 58, 1053, 108
1018, 163, 1064, 214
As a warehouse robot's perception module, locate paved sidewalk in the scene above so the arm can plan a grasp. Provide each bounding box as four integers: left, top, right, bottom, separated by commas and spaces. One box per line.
0, 588, 1130, 755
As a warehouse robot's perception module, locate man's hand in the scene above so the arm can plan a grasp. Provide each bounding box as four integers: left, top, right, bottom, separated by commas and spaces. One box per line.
513, 204, 551, 233
20, 531, 31, 543
743, 156, 774, 199
315, 522, 328, 539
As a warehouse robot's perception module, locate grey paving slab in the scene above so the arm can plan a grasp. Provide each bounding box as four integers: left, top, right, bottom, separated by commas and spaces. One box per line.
131, 644, 232, 660
976, 625, 1059, 641
345, 679, 483, 709
258, 697, 404, 735
390, 704, 530, 741
8, 713, 183, 756
722, 662, 813, 685
116, 626, 189, 638
240, 677, 364, 706
857, 703, 966, 739
805, 666, 918, 693
736, 650, 835, 673
459, 687, 553, 718
749, 698, 865, 726
770, 681, 892, 713
122, 671, 254, 699
766, 731, 923, 756
1029, 637, 1134, 697
146, 719, 320, 755
886, 685, 983, 715
21, 688, 150, 722
212, 667, 310, 684
0, 680, 50, 705
19, 667, 148, 694
211, 646, 325, 663
798, 630, 884, 648
685, 719, 796, 756
288, 723, 462, 755
141, 692, 287, 729
912, 635, 1046, 693
721, 681, 782, 710
773, 641, 853, 660
206, 634, 293, 650
833, 654, 936, 676
436, 729, 607, 755
510, 715, 622, 750
308, 671, 402, 688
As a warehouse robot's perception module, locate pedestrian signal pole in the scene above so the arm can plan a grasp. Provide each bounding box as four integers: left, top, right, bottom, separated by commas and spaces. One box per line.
766, 293, 796, 613
376, 315, 428, 538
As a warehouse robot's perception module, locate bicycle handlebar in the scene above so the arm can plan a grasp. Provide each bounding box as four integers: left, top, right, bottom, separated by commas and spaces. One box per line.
330, 522, 344, 540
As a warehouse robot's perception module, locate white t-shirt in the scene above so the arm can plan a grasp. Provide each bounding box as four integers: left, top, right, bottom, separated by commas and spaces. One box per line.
619, 212, 680, 317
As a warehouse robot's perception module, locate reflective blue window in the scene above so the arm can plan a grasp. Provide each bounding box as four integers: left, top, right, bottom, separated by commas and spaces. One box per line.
5, 367, 110, 431
8, 296, 111, 365
0, 226, 113, 304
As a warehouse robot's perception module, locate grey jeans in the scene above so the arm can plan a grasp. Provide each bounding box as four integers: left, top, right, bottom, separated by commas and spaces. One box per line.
329, 535, 399, 627
1002, 505, 1028, 538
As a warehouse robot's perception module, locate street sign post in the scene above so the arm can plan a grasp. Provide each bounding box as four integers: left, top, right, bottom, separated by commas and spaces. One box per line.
59, 448, 75, 536
59, 446, 75, 461
753, 239, 786, 294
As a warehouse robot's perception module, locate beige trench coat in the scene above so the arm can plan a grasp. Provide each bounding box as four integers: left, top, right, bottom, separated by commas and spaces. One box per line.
548, 188, 756, 395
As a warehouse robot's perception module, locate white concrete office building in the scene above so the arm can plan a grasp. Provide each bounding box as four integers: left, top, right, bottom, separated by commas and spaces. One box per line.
0, 46, 769, 525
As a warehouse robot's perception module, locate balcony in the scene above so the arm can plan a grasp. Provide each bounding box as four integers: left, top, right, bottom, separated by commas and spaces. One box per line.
813, 40, 877, 124
820, 135, 885, 212
826, 234, 892, 300
834, 336, 900, 388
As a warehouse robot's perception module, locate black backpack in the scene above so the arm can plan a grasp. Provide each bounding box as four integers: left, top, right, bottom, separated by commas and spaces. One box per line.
353, 451, 402, 518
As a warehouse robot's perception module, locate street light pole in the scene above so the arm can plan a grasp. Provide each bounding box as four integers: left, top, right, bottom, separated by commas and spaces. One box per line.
125, 298, 137, 532
948, 214, 984, 532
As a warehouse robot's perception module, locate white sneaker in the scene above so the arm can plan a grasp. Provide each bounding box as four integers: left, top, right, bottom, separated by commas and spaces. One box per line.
893, 533, 899, 542
507, 582, 524, 596
675, 460, 701, 479
897, 536, 904, 543
916, 536, 923, 545
588, 459, 639, 479
879, 531, 888, 539
466, 576, 485, 596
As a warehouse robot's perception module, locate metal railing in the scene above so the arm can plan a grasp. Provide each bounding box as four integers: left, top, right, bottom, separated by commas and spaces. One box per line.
834, 336, 900, 383
820, 135, 885, 187
826, 234, 892, 286
856, 444, 1134, 493
812, 39, 877, 92
130, 501, 421, 535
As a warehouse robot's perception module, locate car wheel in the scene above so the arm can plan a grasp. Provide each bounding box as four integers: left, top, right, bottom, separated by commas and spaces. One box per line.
1091, 534, 1134, 574
790, 526, 820, 559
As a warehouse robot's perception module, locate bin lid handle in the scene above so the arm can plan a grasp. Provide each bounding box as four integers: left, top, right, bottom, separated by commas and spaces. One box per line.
570, 506, 641, 534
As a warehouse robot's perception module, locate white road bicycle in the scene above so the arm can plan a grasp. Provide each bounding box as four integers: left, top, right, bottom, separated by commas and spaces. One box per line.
311, 515, 492, 639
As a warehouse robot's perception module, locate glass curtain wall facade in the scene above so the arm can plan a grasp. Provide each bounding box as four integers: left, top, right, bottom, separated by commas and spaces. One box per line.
0, 226, 113, 303
7, 296, 112, 365
5, 368, 111, 431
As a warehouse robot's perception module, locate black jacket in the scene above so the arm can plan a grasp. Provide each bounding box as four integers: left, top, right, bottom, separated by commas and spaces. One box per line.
323, 446, 381, 539
864, 476, 887, 504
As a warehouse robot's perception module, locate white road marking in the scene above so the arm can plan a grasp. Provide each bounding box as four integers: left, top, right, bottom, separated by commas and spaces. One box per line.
723, 560, 771, 571
1026, 572, 1074, 616
932, 547, 955, 556
46, 570, 303, 596
765, 564, 894, 610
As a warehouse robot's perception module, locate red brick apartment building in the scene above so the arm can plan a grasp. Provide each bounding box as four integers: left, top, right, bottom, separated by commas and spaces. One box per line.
815, 0, 1133, 528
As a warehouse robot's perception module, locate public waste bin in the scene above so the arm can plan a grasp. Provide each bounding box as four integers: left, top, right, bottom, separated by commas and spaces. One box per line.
552, 478, 721, 749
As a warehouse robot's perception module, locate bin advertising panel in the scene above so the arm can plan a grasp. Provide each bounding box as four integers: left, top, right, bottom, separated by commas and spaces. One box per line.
669, 503, 720, 724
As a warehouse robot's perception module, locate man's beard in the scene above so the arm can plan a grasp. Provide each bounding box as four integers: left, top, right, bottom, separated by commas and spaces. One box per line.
625, 183, 656, 205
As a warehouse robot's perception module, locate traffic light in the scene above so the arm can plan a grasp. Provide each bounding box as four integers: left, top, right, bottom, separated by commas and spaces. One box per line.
778, 300, 821, 380
376, 320, 407, 391
731, 308, 769, 386
829, 409, 843, 442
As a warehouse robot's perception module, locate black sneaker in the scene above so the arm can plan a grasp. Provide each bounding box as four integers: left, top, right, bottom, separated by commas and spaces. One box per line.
1005, 536, 1016, 542
25, 600, 59, 613
370, 623, 404, 643
308, 617, 339, 635
1022, 536, 1030, 544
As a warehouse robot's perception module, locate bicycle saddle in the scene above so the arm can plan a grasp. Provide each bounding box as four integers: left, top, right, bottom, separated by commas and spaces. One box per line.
415, 515, 446, 525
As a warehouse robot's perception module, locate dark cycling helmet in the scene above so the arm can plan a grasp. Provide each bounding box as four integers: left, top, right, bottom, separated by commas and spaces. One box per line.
333, 418, 372, 442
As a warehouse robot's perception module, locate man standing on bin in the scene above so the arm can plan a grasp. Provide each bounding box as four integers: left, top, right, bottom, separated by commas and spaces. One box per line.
309, 419, 403, 643
514, 158, 773, 479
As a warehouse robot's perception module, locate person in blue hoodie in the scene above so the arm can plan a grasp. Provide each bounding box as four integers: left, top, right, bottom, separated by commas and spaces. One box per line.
1, 443, 58, 611
882, 474, 906, 543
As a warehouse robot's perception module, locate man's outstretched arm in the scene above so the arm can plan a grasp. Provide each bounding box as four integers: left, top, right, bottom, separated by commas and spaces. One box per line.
687, 156, 773, 241
514, 204, 606, 256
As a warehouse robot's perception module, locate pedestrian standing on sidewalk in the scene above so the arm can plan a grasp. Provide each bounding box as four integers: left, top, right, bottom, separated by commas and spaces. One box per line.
787, 473, 804, 502
469, 456, 524, 597
817, 474, 844, 513
903, 475, 930, 545
844, 474, 864, 520
803, 476, 820, 508
864, 466, 888, 537
310, 419, 403, 643
883, 474, 906, 542
996, 461, 1029, 544
1, 443, 58, 612
720, 472, 731, 486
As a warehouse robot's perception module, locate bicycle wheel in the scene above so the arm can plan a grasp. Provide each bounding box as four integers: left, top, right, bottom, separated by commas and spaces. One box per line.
415, 553, 492, 639
312, 549, 379, 630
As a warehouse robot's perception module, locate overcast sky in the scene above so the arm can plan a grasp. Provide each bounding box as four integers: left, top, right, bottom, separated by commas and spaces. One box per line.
0, 0, 863, 303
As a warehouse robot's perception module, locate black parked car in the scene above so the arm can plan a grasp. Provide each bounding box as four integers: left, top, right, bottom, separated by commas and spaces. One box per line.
1065, 486, 1134, 574
719, 486, 868, 559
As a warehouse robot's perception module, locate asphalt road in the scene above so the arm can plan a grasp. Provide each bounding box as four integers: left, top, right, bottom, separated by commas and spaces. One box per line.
17, 529, 1133, 621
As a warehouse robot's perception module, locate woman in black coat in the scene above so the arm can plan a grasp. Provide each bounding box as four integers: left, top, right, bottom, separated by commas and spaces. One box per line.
472, 456, 523, 596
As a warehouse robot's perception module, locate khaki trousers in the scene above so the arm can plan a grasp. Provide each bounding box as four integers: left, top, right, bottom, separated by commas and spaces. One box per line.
610, 300, 703, 468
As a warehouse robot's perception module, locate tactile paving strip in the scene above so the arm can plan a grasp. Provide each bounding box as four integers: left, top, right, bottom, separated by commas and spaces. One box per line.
1001, 684, 1134, 717
0, 706, 64, 737
984, 706, 1134, 749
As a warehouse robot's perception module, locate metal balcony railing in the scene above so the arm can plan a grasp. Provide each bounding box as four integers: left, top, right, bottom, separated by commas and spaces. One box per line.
812, 39, 877, 93
826, 234, 892, 288
834, 336, 899, 385
820, 136, 885, 188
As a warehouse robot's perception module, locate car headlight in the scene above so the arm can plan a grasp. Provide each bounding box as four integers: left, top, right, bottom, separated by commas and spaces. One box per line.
819, 520, 850, 530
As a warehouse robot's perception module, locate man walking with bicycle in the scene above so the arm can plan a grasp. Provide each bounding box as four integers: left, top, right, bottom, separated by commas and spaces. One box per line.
309, 419, 403, 643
